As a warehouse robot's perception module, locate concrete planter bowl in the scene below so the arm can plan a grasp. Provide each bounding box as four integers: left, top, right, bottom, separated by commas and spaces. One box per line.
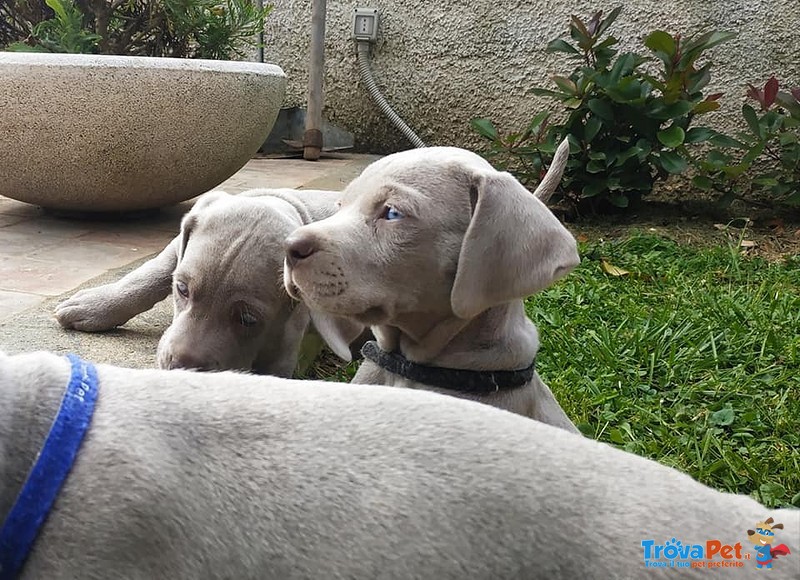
0, 53, 286, 213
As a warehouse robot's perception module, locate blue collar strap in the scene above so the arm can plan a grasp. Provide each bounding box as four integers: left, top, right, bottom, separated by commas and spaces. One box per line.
0, 354, 99, 580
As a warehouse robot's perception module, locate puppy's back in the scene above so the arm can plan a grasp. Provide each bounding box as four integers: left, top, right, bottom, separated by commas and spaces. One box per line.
7, 353, 797, 579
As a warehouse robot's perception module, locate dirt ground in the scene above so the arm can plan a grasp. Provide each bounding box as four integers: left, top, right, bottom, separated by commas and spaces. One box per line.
554, 193, 800, 262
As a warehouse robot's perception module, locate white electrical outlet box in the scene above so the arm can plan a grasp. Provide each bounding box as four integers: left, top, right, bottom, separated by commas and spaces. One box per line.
353, 7, 379, 42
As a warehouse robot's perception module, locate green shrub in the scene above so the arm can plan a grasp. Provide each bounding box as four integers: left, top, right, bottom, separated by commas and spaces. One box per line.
3, 0, 272, 59
472, 8, 734, 210
5, 0, 100, 53
1, 0, 52, 47
689, 77, 800, 207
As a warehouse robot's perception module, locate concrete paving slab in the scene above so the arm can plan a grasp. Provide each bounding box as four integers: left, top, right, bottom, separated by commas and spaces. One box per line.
0, 289, 43, 319
0, 257, 169, 368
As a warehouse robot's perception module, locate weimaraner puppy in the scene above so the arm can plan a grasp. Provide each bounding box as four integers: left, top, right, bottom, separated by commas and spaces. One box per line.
55, 188, 361, 376
0, 349, 797, 579
284, 140, 581, 431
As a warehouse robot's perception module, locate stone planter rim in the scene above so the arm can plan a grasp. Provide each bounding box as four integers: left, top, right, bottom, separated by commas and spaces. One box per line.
0, 52, 286, 79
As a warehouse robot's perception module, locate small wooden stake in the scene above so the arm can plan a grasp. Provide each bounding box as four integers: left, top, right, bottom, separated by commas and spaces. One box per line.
303, 0, 326, 161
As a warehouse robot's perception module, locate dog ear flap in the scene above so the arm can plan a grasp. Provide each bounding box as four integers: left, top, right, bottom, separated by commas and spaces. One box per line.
178, 191, 230, 261
772, 523, 784, 530
178, 214, 196, 262
765, 517, 775, 524
450, 165, 579, 320
308, 309, 366, 362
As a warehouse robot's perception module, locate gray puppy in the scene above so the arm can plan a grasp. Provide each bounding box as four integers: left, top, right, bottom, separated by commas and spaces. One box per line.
1, 350, 797, 579
55, 189, 360, 376
284, 141, 581, 431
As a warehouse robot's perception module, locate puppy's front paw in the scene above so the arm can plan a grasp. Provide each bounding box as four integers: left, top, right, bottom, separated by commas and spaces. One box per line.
54, 286, 132, 331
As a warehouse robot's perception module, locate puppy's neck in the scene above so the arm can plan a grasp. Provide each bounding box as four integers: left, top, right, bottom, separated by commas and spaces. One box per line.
0, 352, 71, 520
373, 300, 539, 371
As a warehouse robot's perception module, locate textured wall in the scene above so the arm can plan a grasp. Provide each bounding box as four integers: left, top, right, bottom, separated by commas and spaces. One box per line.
261, 0, 800, 153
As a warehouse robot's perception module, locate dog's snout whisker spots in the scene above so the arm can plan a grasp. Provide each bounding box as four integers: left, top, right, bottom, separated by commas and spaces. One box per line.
313, 278, 347, 298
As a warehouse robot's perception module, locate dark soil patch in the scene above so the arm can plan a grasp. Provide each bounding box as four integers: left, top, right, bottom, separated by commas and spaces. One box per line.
554, 194, 800, 262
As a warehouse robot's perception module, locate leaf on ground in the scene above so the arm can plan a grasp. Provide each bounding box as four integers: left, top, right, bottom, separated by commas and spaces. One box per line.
601, 259, 631, 277
709, 407, 735, 427
713, 223, 728, 231
609, 428, 626, 444
739, 240, 757, 249
766, 218, 785, 233
576, 234, 589, 243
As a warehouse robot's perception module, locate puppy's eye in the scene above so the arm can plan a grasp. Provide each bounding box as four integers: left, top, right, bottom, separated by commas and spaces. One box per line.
381, 205, 404, 221
239, 310, 259, 328
175, 281, 189, 298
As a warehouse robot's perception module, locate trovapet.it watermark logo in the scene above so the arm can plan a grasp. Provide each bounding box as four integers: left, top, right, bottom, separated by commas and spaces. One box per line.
641, 538, 749, 569
746, 517, 792, 570
640, 516, 792, 570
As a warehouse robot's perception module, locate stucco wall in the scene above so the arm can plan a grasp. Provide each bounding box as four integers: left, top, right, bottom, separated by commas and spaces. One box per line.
261, 0, 800, 153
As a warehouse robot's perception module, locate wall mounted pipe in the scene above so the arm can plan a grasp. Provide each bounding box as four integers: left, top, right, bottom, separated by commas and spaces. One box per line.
356, 40, 425, 148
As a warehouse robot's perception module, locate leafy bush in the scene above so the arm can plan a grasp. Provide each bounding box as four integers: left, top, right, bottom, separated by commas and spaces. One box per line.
1, 0, 52, 47
4, 0, 100, 53
3, 0, 272, 59
470, 112, 554, 189
472, 8, 735, 210
690, 77, 800, 206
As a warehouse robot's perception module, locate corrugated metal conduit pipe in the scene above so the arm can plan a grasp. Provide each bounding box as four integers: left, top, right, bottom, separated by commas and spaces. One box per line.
356, 40, 426, 148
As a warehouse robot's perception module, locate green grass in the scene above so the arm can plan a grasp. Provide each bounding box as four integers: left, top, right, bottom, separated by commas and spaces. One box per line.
528, 233, 800, 508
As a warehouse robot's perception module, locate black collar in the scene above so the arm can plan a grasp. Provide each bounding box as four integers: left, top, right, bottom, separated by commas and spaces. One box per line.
360, 341, 535, 394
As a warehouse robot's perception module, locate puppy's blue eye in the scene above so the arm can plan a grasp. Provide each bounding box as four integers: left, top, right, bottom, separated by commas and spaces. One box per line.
176, 281, 189, 298
383, 205, 404, 220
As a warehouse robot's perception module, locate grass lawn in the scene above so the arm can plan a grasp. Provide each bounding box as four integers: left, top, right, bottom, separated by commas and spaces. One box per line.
530, 233, 799, 508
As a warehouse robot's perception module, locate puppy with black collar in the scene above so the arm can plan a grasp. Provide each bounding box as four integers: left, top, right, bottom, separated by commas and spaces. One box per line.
284, 140, 580, 430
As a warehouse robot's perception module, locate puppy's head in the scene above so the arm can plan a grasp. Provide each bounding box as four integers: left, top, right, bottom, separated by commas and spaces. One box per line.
157, 192, 310, 376
284, 142, 579, 326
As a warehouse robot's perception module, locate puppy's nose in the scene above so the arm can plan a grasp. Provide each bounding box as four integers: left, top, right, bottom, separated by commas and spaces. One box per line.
167, 353, 216, 372
285, 233, 318, 267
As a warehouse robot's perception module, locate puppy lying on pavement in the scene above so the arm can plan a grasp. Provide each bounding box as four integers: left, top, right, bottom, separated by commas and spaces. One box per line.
0, 349, 796, 579
55, 189, 362, 376
284, 140, 581, 431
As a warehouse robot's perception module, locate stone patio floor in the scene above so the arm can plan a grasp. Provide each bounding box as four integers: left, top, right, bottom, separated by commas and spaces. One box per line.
0, 154, 379, 323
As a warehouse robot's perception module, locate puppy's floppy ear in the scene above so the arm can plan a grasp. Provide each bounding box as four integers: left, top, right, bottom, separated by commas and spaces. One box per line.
178, 214, 196, 262
450, 169, 579, 320
308, 310, 366, 362
178, 190, 230, 261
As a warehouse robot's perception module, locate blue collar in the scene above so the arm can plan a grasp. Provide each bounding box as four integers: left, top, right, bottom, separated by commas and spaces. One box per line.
0, 354, 99, 580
